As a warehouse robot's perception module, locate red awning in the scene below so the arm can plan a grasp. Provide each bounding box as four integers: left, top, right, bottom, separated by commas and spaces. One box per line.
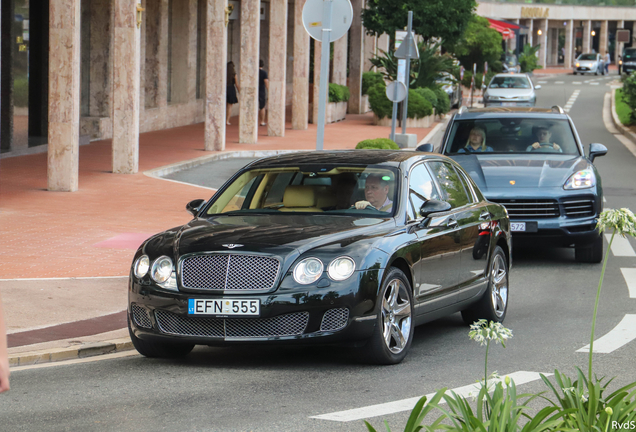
487, 18, 517, 40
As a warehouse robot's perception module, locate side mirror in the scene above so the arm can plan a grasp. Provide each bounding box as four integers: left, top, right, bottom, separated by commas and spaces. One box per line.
535, 85, 542, 90
419, 199, 452, 219
186, 199, 206, 216
588, 143, 608, 163
416, 143, 434, 152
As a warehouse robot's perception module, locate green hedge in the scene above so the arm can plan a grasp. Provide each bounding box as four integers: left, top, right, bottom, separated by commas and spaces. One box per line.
368, 83, 433, 119
432, 87, 451, 115
362, 71, 384, 95
616, 89, 633, 126
621, 73, 636, 123
328, 83, 350, 103
413, 88, 437, 110
355, 138, 400, 150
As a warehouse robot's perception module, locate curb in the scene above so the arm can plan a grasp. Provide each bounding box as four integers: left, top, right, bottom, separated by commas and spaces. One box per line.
9, 337, 134, 367
610, 87, 636, 144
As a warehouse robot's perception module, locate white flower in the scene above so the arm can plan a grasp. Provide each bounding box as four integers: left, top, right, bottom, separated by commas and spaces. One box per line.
469, 320, 513, 347
597, 208, 636, 238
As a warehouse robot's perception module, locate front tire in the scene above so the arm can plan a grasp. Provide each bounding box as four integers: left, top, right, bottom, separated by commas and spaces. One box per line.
575, 234, 603, 263
128, 315, 195, 358
363, 267, 414, 365
461, 246, 509, 325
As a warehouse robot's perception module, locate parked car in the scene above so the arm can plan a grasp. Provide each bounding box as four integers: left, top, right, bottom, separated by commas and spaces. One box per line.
436, 72, 463, 109
128, 151, 511, 365
428, 106, 607, 263
483, 73, 540, 108
574, 53, 605, 75
621, 48, 636, 75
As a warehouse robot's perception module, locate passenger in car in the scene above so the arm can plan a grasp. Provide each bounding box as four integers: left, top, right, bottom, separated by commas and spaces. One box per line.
355, 174, 393, 212
526, 125, 562, 152
457, 126, 494, 153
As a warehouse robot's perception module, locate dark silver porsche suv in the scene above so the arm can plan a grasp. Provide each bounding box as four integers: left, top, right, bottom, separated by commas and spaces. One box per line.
422, 106, 608, 263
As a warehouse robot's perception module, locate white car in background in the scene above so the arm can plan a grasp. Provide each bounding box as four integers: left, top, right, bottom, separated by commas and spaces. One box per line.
482, 73, 540, 108
574, 53, 605, 75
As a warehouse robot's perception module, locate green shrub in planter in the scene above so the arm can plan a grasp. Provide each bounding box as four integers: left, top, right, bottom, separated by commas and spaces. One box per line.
368, 83, 392, 119
432, 87, 450, 115
341, 85, 350, 102
407, 89, 433, 119
413, 88, 438, 111
355, 138, 399, 150
461, 71, 483, 89
362, 71, 384, 95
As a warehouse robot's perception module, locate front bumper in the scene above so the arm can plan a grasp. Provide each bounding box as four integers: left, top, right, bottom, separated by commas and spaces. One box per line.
574, 67, 599, 74
129, 270, 381, 346
622, 64, 636, 73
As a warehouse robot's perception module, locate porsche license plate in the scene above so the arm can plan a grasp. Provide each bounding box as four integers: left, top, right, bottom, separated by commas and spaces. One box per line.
510, 222, 526, 232
188, 299, 260, 316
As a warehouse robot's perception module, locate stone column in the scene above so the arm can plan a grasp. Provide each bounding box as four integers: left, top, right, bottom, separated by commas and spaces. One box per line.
527, 19, 533, 47
112, 0, 141, 174
158, 0, 169, 108
333, 35, 347, 86
617, 20, 625, 63
550, 28, 558, 65
364, 34, 376, 72
187, 0, 198, 102
268, 0, 287, 137
312, 39, 323, 124
292, 0, 309, 130
239, 0, 260, 144
600, 20, 608, 57
48, 0, 81, 191
583, 20, 591, 53
564, 20, 574, 69
348, 0, 364, 114
205, 0, 227, 151
537, 19, 548, 68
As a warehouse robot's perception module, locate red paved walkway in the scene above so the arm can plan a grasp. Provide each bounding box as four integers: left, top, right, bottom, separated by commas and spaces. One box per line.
0, 112, 434, 279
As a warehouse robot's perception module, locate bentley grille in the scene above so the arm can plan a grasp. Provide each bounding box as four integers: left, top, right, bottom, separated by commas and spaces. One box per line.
154, 310, 309, 338
131, 304, 152, 329
320, 308, 349, 332
181, 254, 280, 291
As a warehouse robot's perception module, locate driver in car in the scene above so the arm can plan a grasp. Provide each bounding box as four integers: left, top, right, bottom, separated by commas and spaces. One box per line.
355, 174, 393, 212
527, 126, 562, 152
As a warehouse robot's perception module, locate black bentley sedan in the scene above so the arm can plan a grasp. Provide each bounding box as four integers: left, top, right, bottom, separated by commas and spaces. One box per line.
426, 106, 607, 263
128, 151, 511, 364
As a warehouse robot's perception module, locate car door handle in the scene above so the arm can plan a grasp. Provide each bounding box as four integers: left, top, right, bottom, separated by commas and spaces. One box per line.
479, 210, 491, 220
447, 218, 458, 228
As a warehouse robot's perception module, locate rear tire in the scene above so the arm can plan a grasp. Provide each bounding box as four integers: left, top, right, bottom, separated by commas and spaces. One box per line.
363, 267, 414, 365
128, 315, 195, 358
461, 246, 509, 325
575, 234, 603, 263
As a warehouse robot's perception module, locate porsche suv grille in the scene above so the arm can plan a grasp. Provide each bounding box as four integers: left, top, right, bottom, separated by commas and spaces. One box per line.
154, 310, 309, 338
562, 199, 595, 218
491, 199, 559, 218
180, 254, 280, 291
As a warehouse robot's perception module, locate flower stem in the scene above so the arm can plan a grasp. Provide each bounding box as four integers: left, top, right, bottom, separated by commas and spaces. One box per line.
484, 340, 490, 390
589, 231, 615, 382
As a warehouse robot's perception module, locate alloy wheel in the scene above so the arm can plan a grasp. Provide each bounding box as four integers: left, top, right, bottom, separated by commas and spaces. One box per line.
381, 279, 412, 354
490, 254, 508, 318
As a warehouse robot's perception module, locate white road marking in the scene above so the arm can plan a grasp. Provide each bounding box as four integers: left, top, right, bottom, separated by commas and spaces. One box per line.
577, 315, 636, 353
310, 371, 550, 422
564, 90, 580, 112
603, 196, 607, 203
555, 81, 564, 84
573, 82, 582, 85
590, 82, 600, 85
606, 234, 636, 257
538, 81, 548, 84
10, 350, 140, 372
620, 268, 636, 298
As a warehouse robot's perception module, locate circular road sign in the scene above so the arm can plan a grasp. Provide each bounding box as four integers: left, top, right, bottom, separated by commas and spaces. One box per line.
302, 0, 353, 43
386, 81, 407, 103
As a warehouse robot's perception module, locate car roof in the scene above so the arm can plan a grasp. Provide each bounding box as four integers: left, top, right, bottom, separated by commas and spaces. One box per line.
246, 150, 441, 169
491, 73, 530, 78
452, 107, 570, 120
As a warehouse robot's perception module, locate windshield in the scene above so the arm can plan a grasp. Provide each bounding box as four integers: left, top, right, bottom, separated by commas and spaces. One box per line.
443, 118, 581, 155
488, 76, 530, 89
578, 54, 597, 61
204, 165, 399, 217
624, 49, 636, 60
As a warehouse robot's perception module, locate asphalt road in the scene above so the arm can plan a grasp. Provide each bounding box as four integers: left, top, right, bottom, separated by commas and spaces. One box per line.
3, 73, 636, 431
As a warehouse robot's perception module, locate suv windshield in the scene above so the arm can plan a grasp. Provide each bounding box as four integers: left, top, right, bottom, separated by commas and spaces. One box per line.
443, 118, 581, 155
578, 54, 597, 61
488, 76, 530, 89
204, 165, 399, 216
624, 49, 636, 60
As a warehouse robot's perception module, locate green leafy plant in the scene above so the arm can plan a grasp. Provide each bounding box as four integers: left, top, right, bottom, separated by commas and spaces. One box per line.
363, 72, 385, 95
328, 83, 350, 103
407, 90, 434, 119
620, 74, 636, 123
446, 15, 503, 74
518, 44, 542, 73
368, 85, 433, 120
356, 138, 400, 150
615, 89, 633, 126
432, 87, 450, 115
414, 88, 438, 112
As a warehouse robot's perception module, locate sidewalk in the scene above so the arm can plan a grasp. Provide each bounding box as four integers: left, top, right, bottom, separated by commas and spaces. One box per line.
0, 111, 436, 366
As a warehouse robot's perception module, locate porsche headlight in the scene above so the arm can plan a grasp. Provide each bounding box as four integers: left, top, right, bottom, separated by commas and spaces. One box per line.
564, 169, 596, 189
328, 257, 356, 281
293, 258, 324, 285
151, 256, 174, 284
134, 255, 150, 278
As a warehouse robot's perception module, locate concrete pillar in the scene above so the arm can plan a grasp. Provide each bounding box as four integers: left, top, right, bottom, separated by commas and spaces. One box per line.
583, 20, 591, 53
527, 20, 533, 47
364, 34, 376, 72
48, 0, 81, 191
158, 0, 169, 107
617, 20, 625, 62
268, 0, 287, 137
378, 33, 389, 53
550, 28, 558, 65
564, 20, 574, 69
537, 19, 548, 68
312, 40, 324, 124
348, 0, 364, 114
333, 35, 347, 86
292, 0, 309, 130
239, 0, 260, 144
112, 0, 141, 174
204, 0, 227, 151
89, 0, 111, 117
600, 20, 608, 57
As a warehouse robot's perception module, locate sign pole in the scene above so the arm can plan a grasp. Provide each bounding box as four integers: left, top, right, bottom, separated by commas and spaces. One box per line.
315, 0, 333, 151
400, 11, 414, 135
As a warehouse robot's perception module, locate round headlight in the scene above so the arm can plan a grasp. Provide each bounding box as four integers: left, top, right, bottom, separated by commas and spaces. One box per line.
328, 257, 355, 281
293, 258, 324, 285
151, 256, 174, 284
134, 255, 150, 278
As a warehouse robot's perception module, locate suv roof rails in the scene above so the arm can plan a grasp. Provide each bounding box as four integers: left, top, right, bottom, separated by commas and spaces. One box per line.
458, 106, 468, 114
551, 105, 565, 113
